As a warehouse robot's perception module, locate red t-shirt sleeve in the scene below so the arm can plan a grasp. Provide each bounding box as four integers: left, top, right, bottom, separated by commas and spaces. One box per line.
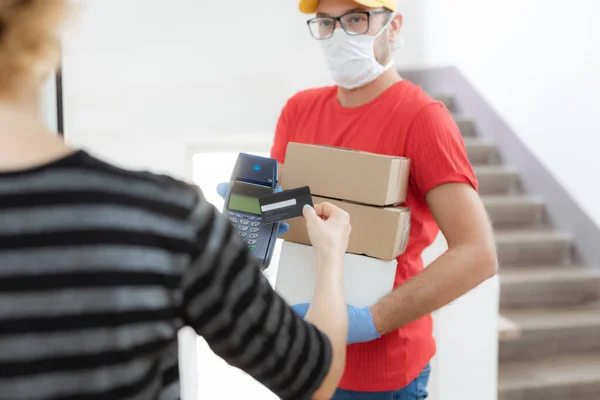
405, 102, 479, 197
270, 100, 294, 163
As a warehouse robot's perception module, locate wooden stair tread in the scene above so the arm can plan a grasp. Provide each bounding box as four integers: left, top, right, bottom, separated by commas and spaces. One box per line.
499, 353, 600, 391
500, 267, 600, 283
501, 306, 600, 332
498, 314, 521, 340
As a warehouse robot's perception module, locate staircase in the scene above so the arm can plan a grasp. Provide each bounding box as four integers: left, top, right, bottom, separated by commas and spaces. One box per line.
436, 95, 600, 400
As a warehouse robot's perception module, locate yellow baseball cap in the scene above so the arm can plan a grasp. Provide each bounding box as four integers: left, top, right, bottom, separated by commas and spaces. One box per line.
299, 0, 397, 14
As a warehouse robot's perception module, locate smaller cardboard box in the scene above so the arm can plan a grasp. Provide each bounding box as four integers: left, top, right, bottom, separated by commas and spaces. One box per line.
275, 241, 397, 308
282, 142, 411, 206
281, 195, 411, 261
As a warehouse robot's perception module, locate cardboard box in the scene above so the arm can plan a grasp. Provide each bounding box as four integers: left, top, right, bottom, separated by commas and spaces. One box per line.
281, 195, 411, 261
282, 142, 410, 206
275, 241, 397, 308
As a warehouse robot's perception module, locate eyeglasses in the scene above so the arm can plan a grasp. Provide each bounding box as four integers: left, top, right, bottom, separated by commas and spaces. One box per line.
307, 10, 391, 40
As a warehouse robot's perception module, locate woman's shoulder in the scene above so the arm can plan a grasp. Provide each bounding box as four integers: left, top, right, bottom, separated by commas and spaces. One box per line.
69, 149, 202, 214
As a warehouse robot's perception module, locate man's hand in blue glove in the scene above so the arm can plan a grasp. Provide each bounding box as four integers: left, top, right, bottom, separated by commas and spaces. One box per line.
216, 182, 289, 236
292, 303, 380, 345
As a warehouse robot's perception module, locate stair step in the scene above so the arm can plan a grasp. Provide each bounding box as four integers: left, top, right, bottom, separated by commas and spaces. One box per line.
474, 166, 521, 195
500, 306, 600, 360
465, 138, 500, 165
500, 267, 600, 308
498, 314, 522, 341
454, 117, 476, 137
495, 229, 572, 266
434, 95, 456, 112
483, 196, 546, 227
499, 353, 600, 400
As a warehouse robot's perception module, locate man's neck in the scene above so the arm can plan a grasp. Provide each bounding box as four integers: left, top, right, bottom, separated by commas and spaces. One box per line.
337, 68, 402, 108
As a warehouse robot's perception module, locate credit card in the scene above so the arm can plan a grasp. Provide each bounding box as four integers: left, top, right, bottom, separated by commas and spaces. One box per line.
259, 186, 314, 224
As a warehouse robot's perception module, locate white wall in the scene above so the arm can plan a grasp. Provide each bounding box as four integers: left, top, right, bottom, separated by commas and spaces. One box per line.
62, 0, 328, 176
399, 0, 600, 225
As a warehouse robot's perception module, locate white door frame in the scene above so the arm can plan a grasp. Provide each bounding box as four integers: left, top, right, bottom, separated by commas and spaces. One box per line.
180, 134, 275, 400
183, 133, 275, 182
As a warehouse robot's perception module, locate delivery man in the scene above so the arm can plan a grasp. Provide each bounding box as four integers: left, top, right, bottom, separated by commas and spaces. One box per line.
269, 0, 499, 398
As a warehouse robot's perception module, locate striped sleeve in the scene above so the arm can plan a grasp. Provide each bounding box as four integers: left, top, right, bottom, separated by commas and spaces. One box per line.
180, 189, 332, 399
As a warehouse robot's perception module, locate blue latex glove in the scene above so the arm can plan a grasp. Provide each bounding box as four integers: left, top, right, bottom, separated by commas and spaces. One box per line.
292, 303, 381, 345
216, 182, 289, 236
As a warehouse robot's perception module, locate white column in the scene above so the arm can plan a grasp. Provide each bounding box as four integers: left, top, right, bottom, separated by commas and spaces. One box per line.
423, 232, 499, 400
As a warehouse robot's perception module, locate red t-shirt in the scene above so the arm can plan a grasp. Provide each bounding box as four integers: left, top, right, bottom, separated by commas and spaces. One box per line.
271, 80, 478, 392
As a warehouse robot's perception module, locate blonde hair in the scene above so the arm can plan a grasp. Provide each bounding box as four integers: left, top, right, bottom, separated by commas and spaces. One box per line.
0, 0, 67, 96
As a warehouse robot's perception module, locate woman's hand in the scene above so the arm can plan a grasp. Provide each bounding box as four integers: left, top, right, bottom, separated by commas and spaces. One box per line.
302, 202, 351, 258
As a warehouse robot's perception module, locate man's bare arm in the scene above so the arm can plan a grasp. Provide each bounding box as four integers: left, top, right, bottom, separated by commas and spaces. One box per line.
370, 182, 498, 335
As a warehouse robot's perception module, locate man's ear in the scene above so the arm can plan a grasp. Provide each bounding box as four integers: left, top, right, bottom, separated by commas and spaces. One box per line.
389, 14, 403, 43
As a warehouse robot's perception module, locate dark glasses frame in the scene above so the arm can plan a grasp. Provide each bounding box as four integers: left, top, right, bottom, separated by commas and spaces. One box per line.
306, 9, 391, 40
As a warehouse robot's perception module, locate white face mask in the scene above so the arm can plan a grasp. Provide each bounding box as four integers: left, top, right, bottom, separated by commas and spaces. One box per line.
320, 13, 396, 90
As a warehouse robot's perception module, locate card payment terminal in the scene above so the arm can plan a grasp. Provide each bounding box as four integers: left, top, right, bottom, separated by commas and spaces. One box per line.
223, 153, 280, 270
